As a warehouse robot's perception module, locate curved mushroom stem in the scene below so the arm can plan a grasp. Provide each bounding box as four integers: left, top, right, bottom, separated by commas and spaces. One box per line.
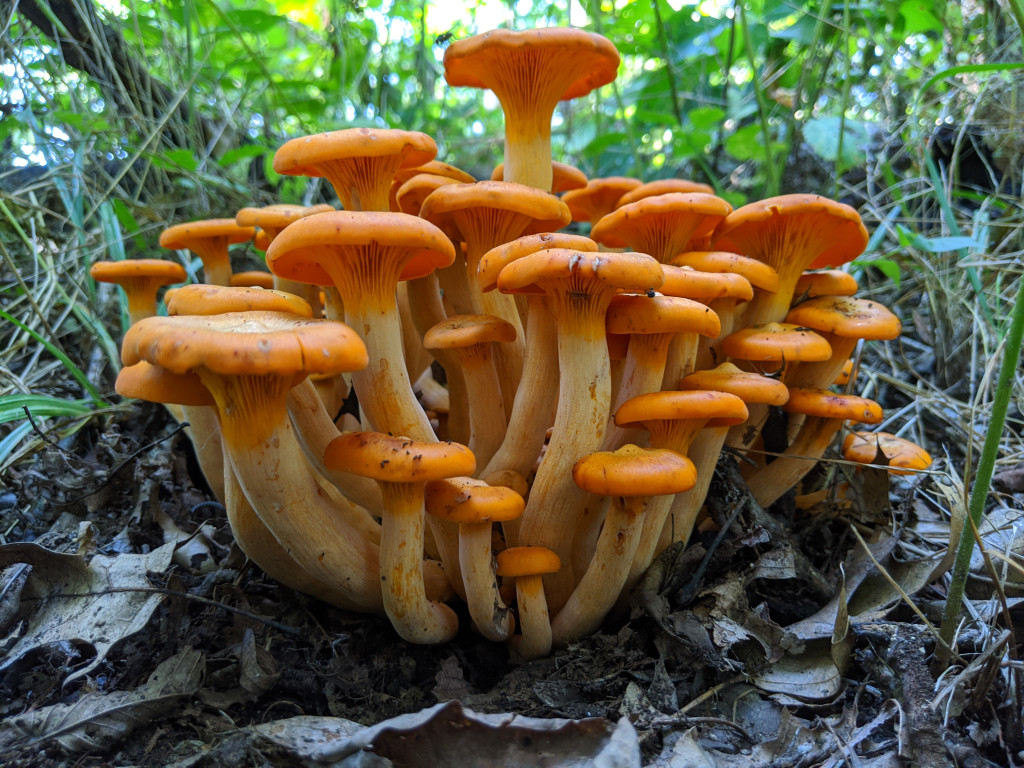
190, 241, 233, 287
662, 425, 730, 549
482, 297, 559, 479
460, 521, 513, 641
223, 463, 367, 611
203, 372, 384, 614
181, 404, 225, 503
378, 481, 459, 644
745, 416, 845, 508
551, 495, 646, 647
510, 573, 553, 660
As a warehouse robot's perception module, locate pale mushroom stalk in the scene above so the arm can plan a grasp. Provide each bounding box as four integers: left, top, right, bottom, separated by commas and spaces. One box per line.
181, 404, 226, 502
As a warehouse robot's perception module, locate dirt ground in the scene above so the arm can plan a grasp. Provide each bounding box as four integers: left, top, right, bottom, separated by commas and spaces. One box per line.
1, 380, 1022, 767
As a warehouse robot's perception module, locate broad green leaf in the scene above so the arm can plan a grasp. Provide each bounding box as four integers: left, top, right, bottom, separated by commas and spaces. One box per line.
218, 144, 269, 168
803, 117, 871, 172
688, 107, 726, 133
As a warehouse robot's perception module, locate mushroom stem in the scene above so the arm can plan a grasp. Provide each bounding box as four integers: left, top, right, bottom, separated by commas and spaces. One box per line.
378, 481, 459, 643
181, 404, 225, 502
459, 521, 514, 641
744, 417, 845, 508
551, 494, 646, 646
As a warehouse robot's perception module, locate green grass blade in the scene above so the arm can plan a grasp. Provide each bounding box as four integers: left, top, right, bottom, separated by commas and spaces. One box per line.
0, 394, 95, 425
0, 309, 107, 406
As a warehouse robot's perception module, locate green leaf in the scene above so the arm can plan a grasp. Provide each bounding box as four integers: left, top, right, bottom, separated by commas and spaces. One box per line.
688, 107, 726, 133
803, 117, 872, 172
153, 149, 199, 173
218, 144, 268, 168
725, 124, 767, 162
898, 0, 943, 34
853, 257, 902, 288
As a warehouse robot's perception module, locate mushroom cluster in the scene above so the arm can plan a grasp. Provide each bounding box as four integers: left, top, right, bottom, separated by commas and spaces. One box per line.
95, 26, 931, 657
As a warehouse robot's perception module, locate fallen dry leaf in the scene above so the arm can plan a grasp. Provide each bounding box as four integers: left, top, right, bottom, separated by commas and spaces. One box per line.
0, 540, 175, 686
0, 647, 204, 753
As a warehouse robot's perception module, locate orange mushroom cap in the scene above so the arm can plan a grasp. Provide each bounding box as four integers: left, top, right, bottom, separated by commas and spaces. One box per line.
842, 431, 933, 474
324, 432, 476, 484
590, 193, 733, 256
720, 322, 832, 363
616, 178, 715, 206
492, 160, 588, 193
573, 444, 697, 497
562, 177, 642, 223
166, 283, 313, 317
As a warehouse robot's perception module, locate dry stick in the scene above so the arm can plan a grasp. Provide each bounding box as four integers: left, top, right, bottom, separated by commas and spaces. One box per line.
940, 273, 1024, 661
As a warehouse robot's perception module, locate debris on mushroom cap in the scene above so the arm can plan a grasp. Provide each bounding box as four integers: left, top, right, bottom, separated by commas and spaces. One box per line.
573, 444, 697, 497
495, 546, 561, 578
324, 431, 476, 483
167, 284, 313, 317
843, 431, 933, 474
786, 295, 901, 340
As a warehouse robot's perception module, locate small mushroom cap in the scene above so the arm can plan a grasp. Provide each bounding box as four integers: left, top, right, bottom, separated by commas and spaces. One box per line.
794, 269, 859, 299
785, 296, 901, 340
495, 546, 561, 578
423, 314, 517, 350
159, 219, 255, 250
616, 178, 715, 207
394, 160, 476, 188
324, 432, 476, 483
424, 476, 525, 523
590, 193, 733, 253
235, 203, 335, 231
492, 160, 588, 193
444, 27, 620, 101
573, 444, 697, 497
615, 390, 749, 430
265, 210, 456, 286
670, 251, 780, 294
229, 271, 276, 290
419, 181, 571, 241
116, 360, 214, 406
659, 265, 753, 303
719, 322, 832, 362
90, 259, 187, 285
272, 128, 436, 178
680, 362, 790, 406
166, 284, 313, 317
562, 177, 642, 222
842, 431, 933, 474
395, 173, 467, 215
122, 311, 368, 377
478, 233, 598, 292
496, 248, 664, 296
606, 294, 720, 338
783, 388, 883, 423
712, 194, 868, 270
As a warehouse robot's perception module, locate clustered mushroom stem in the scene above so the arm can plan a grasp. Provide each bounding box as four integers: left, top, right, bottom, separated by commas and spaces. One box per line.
518, 318, 612, 612
745, 417, 847, 508
202, 372, 385, 615
662, 425, 730, 549
481, 298, 559, 480
377, 481, 459, 644
459, 522, 514, 641
551, 494, 647, 646
181, 403, 226, 503
502, 119, 554, 192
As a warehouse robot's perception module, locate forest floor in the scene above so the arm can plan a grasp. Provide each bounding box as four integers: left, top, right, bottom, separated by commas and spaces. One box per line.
1, 313, 1022, 767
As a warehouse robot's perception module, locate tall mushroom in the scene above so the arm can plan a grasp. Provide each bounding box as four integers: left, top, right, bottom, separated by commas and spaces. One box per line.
444, 28, 620, 191
159, 218, 255, 286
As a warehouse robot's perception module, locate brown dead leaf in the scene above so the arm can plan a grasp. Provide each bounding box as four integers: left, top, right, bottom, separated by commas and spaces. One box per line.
0, 646, 204, 753
0, 541, 175, 686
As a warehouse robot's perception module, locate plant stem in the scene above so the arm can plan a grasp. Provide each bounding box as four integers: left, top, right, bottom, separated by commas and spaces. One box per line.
736, 2, 780, 195
939, 271, 1024, 660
